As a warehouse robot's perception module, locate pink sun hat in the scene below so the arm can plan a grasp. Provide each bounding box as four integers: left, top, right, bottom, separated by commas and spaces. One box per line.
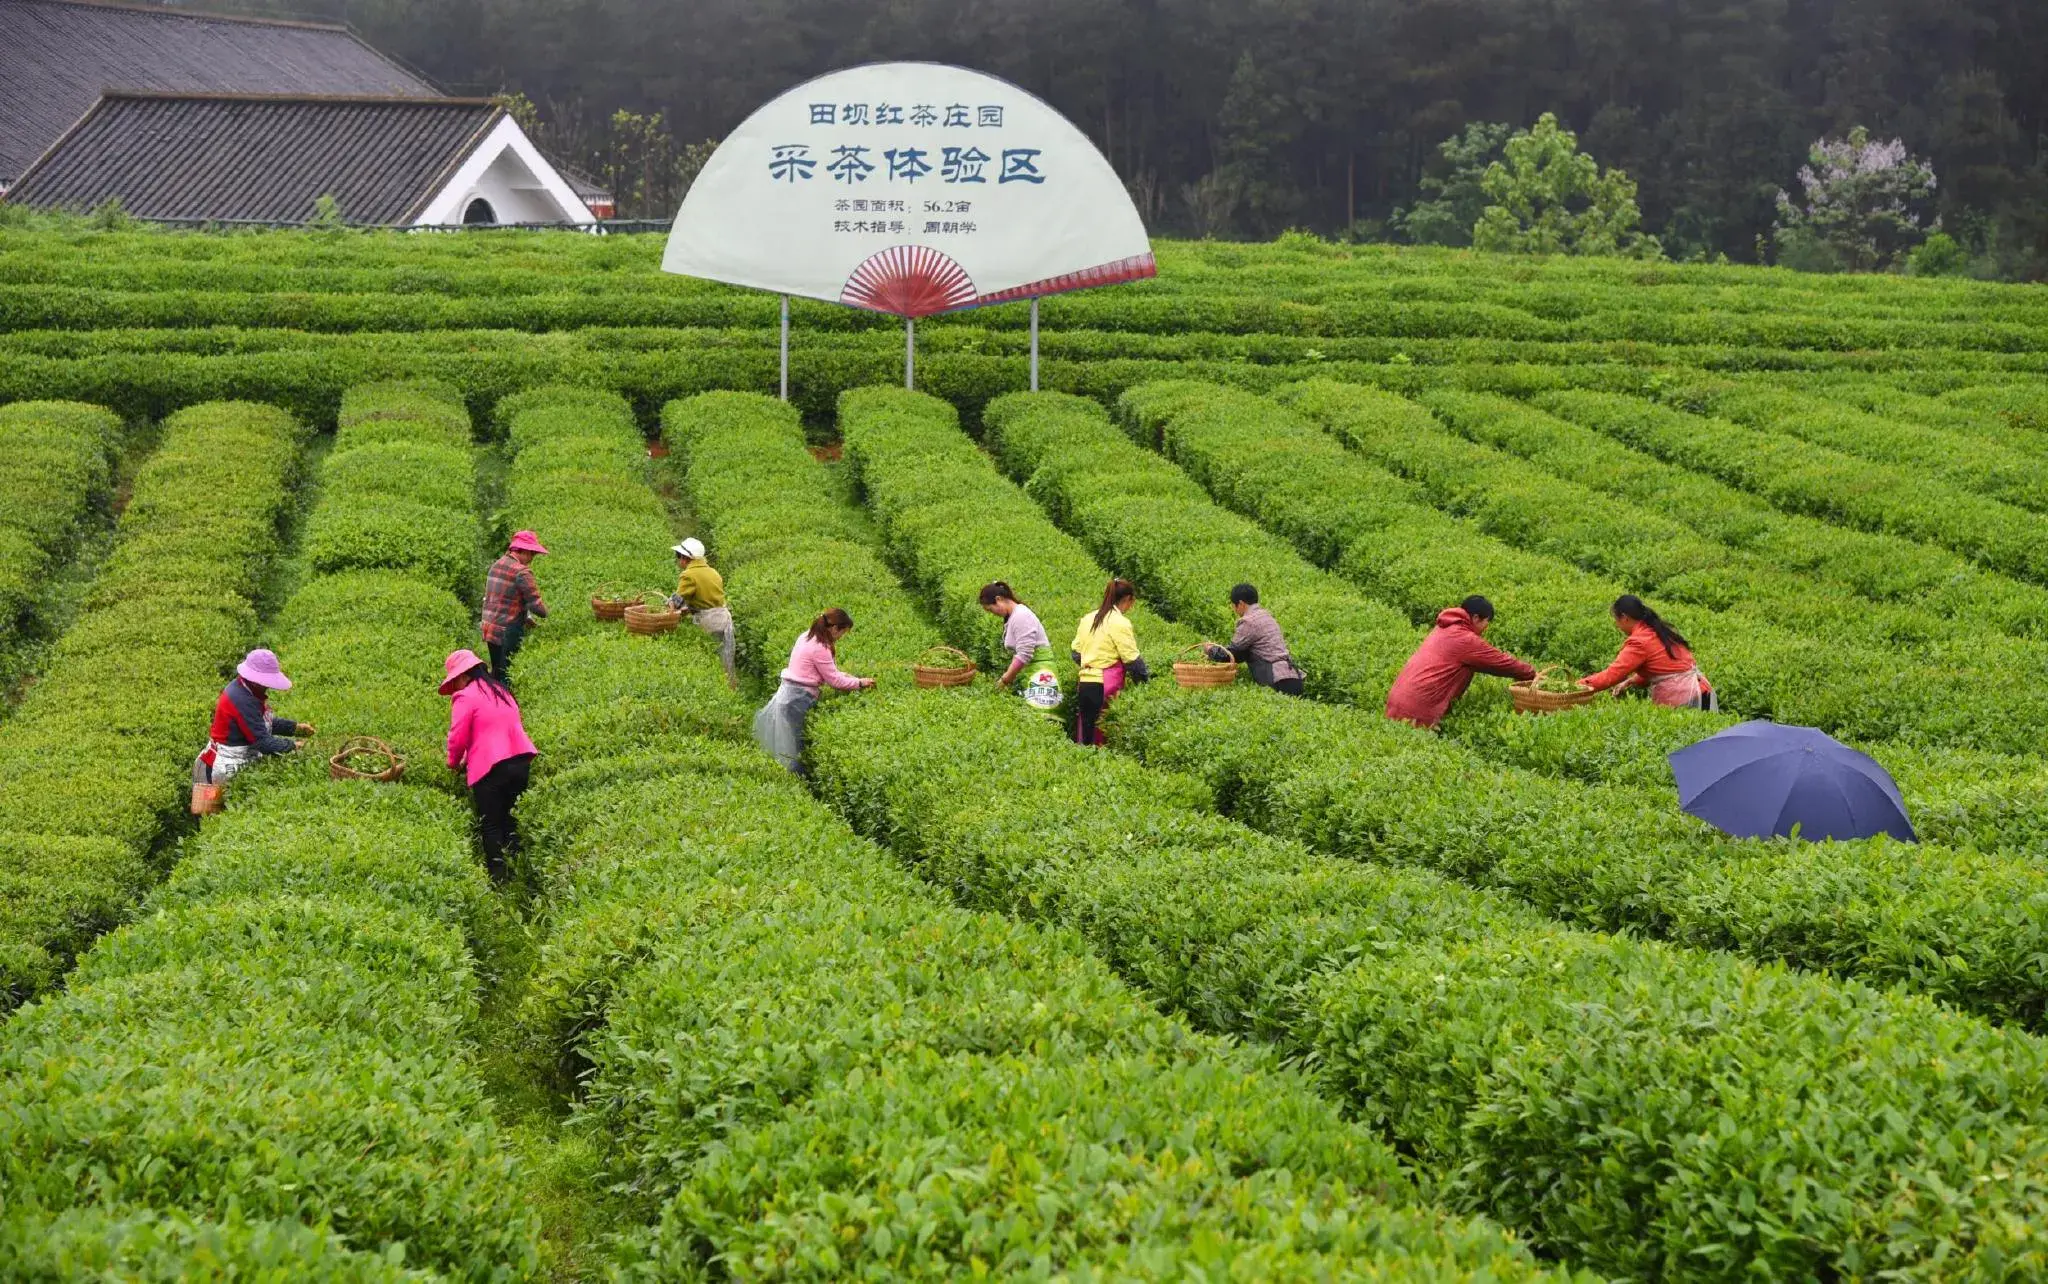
236, 648, 292, 691
508, 530, 548, 555
439, 649, 487, 696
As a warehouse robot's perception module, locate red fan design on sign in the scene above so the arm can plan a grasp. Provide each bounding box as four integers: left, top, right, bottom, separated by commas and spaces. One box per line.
841, 245, 978, 317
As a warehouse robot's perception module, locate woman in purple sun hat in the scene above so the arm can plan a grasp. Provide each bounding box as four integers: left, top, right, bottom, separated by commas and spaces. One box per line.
196, 648, 314, 788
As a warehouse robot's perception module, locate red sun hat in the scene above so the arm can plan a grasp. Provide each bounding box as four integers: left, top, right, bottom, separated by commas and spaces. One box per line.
508, 530, 548, 554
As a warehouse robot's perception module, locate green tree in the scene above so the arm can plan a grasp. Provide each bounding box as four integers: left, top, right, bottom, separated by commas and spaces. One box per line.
1394, 121, 1511, 246
1215, 51, 1308, 235
1473, 113, 1660, 257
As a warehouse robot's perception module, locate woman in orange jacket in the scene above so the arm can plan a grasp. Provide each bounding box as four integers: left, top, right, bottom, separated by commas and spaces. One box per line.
1578, 595, 1715, 710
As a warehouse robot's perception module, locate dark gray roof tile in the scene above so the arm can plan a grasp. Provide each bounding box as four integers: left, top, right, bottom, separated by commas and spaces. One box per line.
6, 93, 501, 224
0, 0, 437, 180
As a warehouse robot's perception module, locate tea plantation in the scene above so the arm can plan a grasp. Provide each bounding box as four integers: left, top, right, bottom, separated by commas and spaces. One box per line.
2, 225, 2047, 1280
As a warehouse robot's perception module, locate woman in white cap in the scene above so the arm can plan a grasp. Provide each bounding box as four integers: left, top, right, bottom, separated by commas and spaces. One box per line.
668, 536, 736, 686
440, 648, 537, 882
198, 648, 312, 786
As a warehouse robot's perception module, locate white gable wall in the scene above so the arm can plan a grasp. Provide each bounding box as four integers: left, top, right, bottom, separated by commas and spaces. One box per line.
413, 115, 594, 226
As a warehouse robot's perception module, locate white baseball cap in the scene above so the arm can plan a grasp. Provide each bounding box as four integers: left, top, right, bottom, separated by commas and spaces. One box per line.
673, 538, 705, 559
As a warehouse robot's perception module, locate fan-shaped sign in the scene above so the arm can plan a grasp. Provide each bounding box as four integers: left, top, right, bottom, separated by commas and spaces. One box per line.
662, 62, 1155, 317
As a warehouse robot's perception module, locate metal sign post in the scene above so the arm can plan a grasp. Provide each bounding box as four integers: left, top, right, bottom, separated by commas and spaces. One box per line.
1029, 297, 1040, 392
778, 294, 790, 401
905, 316, 916, 389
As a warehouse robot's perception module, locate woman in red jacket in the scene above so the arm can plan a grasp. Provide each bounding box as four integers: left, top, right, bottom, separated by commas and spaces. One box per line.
1385, 596, 1537, 729
1578, 595, 1715, 710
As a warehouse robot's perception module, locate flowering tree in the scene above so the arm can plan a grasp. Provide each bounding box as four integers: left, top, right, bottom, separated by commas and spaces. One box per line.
1773, 127, 1938, 272
1472, 114, 1660, 258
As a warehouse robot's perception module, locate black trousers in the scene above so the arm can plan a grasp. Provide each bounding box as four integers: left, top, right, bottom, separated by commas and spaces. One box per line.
486, 620, 525, 684
1075, 681, 1107, 746
471, 753, 533, 879
1272, 677, 1305, 697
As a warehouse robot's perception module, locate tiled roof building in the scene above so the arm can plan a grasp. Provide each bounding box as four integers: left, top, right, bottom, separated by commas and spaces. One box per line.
0, 0, 607, 224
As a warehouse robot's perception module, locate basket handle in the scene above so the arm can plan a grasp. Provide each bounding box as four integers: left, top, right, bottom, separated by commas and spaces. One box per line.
1174, 641, 1230, 664
916, 644, 976, 669
334, 734, 398, 764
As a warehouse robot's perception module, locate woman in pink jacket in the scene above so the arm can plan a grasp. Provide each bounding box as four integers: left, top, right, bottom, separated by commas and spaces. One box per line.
440, 648, 538, 881
754, 607, 875, 772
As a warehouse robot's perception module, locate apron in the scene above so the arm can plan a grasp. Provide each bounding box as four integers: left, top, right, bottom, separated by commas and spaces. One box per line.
1649, 667, 1713, 710
753, 679, 818, 772
1020, 648, 1063, 712
206, 743, 259, 785
1076, 662, 1126, 747
692, 606, 736, 676
196, 698, 275, 785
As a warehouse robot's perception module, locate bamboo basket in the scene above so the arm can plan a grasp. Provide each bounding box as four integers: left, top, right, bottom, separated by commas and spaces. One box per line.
624, 593, 682, 636
591, 589, 636, 621
913, 644, 977, 688
330, 735, 406, 782
1172, 643, 1238, 690
1510, 668, 1602, 715
190, 782, 224, 815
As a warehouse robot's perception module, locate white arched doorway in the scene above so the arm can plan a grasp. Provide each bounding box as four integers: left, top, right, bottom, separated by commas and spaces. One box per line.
462, 197, 496, 225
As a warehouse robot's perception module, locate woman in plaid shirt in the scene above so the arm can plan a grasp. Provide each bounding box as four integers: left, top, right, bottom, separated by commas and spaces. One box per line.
481, 530, 549, 681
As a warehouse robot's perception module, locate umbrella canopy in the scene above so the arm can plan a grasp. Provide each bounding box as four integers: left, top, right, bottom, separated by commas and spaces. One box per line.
1668, 721, 1916, 842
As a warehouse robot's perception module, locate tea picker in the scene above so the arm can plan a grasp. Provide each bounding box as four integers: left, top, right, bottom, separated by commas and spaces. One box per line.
1385, 595, 1536, 729
755, 608, 875, 773
1202, 582, 1305, 696
441, 648, 538, 883
1578, 594, 1716, 710
194, 648, 313, 793
668, 537, 737, 686
1069, 579, 1150, 747
481, 530, 549, 683
978, 581, 1054, 693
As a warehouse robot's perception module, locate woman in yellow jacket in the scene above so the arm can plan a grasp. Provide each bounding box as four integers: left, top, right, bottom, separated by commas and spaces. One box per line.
1069, 578, 1150, 746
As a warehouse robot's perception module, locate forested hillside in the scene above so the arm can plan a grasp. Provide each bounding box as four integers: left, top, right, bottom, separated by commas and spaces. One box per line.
163, 0, 2048, 272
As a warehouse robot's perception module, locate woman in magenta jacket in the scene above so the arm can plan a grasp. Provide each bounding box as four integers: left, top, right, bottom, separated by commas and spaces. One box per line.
440, 648, 538, 881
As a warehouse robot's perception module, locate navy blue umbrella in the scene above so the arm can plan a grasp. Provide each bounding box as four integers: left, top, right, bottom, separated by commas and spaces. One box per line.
1668, 721, 1916, 842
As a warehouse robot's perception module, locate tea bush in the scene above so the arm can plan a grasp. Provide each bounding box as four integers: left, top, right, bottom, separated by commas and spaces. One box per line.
812, 670, 2048, 1282
488, 388, 1564, 1277
851, 387, 2048, 1027
1, 1206, 435, 1281
0, 401, 301, 1009
662, 391, 935, 687
0, 383, 535, 1276
824, 383, 2048, 1274
837, 386, 1196, 680
0, 776, 535, 1278
1127, 379, 2048, 754
1416, 387, 2048, 636
1539, 389, 2048, 584
4, 227, 2048, 1277
0, 399, 121, 628
1683, 383, 2048, 513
